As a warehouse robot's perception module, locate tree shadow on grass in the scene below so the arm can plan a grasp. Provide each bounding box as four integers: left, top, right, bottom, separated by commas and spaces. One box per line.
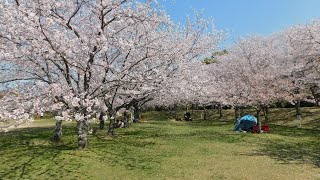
86, 131, 162, 173
269, 125, 320, 139
0, 126, 79, 179
245, 125, 320, 167
247, 140, 320, 167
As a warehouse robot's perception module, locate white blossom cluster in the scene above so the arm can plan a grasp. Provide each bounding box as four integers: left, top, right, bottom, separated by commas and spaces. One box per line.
0, 0, 223, 131
149, 19, 320, 110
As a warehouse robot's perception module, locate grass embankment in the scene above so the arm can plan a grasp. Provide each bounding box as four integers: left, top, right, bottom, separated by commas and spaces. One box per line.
0, 108, 320, 179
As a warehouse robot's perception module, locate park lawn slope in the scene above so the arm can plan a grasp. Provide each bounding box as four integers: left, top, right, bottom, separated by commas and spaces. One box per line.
0, 110, 319, 179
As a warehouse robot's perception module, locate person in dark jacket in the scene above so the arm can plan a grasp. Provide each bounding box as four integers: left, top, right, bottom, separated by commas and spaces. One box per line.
184, 112, 192, 121
99, 112, 105, 130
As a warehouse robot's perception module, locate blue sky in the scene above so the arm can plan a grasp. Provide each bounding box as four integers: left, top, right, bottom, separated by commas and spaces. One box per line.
159, 0, 320, 47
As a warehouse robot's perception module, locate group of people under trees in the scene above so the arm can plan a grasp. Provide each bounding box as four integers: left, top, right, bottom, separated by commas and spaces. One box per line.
174, 111, 193, 121
98, 110, 137, 130
98, 108, 194, 127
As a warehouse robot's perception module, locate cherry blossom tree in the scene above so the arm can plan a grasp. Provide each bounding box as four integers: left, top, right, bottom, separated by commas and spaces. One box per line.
215, 20, 320, 128
280, 20, 320, 124
148, 60, 222, 121
204, 35, 298, 130
147, 19, 320, 132
0, 0, 223, 147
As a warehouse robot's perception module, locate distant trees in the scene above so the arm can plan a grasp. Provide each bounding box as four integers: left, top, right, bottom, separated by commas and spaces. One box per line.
150, 19, 320, 130
209, 20, 320, 128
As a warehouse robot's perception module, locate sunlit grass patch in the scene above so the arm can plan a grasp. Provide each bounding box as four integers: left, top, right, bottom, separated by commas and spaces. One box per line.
0, 108, 320, 179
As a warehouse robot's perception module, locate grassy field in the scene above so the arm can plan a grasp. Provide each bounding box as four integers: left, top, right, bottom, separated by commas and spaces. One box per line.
0, 108, 320, 179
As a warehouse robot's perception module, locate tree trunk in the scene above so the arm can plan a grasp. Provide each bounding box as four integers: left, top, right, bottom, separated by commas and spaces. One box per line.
240, 107, 244, 117
77, 118, 89, 149
175, 113, 179, 121
123, 111, 130, 128
133, 103, 140, 122
310, 85, 320, 107
99, 112, 105, 130
234, 106, 241, 123
172, 105, 179, 121
264, 106, 269, 122
53, 120, 62, 142
107, 111, 116, 136
256, 108, 261, 133
99, 120, 104, 130
295, 100, 302, 127
218, 103, 223, 119
203, 107, 208, 120
191, 104, 194, 117
168, 106, 173, 117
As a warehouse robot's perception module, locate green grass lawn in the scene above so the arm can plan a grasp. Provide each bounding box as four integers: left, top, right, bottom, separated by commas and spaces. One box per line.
1, 108, 320, 179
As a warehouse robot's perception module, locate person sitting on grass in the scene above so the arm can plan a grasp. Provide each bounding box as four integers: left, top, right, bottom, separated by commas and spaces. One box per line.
115, 119, 125, 128
184, 112, 192, 121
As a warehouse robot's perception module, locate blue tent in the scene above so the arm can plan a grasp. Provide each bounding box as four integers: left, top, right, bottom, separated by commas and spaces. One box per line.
234, 114, 257, 131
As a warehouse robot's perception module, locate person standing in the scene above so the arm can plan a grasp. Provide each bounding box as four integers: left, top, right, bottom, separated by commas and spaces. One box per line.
99, 112, 105, 130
